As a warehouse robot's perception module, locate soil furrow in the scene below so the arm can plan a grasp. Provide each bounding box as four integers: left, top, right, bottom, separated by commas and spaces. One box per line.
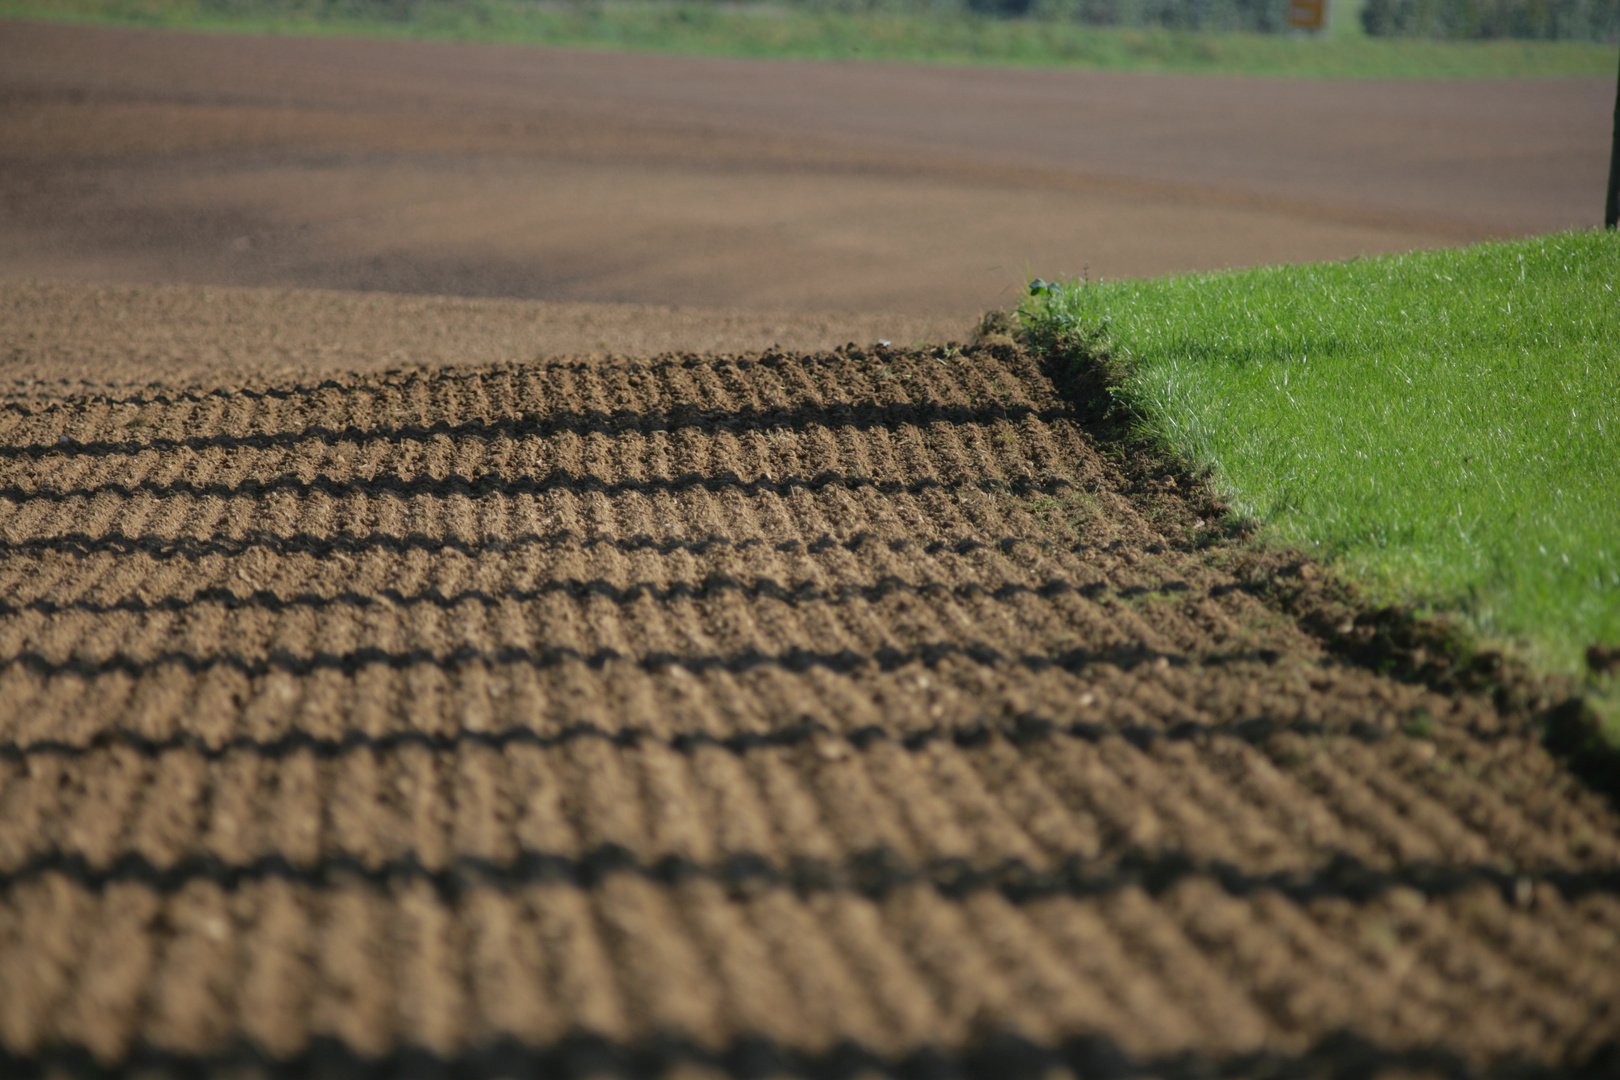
1, 344, 1615, 1074
3, 718, 1607, 880
3, 843, 1617, 912
4, 872, 1607, 1065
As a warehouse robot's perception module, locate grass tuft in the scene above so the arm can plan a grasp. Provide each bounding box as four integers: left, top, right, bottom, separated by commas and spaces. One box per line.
1019, 230, 1620, 734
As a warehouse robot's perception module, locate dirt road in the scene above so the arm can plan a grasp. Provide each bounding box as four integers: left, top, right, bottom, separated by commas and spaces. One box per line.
2, 20, 1613, 316
1, 295, 1617, 1075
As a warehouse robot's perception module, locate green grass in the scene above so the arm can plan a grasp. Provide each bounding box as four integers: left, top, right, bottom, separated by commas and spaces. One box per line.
1019, 231, 1620, 731
5, 0, 1616, 77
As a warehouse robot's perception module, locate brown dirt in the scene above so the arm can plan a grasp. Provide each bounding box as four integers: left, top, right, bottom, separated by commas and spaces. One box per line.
2, 22, 1617, 1076
2, 20, 1613, 318
0, 279, 965, 388
1, 315, 1617, 1077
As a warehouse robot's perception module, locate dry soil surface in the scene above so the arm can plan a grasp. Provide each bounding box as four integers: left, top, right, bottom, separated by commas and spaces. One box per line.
1, 280, 966, 385
2, 20, 1614, 316
0, 286, 1617, 1078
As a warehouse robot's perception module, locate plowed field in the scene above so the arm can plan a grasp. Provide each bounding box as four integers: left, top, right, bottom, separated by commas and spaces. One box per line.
1, 321, 1618, 1078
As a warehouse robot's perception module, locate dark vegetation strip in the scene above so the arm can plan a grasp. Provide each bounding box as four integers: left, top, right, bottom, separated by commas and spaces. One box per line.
5, 1029, 1596, 1080
0, 574, 1195, 618
0, 467, 1066, 505
0, 640, 1281, 680
0, 713, 1386, 766
0, 402, 1068, 460
0, 529, 1161, 562
3, 842, 1614, 909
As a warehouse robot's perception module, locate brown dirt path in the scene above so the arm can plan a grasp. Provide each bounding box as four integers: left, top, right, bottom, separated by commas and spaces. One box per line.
0, 326, 1617, 1077
2, 20, 1612, 316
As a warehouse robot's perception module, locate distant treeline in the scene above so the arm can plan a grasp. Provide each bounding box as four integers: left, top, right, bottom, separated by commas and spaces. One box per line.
951, 0, 1619, 38
194, 0, 1620, 40
811, 0, 1619, 39
1357, 0, 1618, 39
746, 0, 1619, 39
972, 0, 1295, 31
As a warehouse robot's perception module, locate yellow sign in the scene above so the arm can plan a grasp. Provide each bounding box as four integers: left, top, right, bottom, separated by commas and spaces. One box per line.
1288, 0, 1326, 28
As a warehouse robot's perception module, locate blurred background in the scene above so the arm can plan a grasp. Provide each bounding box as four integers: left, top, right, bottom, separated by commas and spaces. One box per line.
0, 0, 1614, 316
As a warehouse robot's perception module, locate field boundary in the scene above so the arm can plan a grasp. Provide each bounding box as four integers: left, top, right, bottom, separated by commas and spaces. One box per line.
1025, 325, 1620, 805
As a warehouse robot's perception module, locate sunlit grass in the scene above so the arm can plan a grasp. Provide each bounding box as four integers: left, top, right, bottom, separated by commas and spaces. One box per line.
1020, 231, 1620, 717
4, 0, 1616, 77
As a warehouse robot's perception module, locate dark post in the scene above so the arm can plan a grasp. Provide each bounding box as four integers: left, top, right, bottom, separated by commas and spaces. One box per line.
1608, 45, 1620, 228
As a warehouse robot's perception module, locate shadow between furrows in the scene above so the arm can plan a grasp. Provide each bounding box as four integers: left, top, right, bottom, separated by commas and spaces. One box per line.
0, 1029, 1610, 1080
0, 349, 916, 413
0, 529, 1155, 561
0, 574, 1196, 618
0, 711, 1387, 764
0, 640, 1281, 680
3, 842, 1616, 908
0, 400, 1069, 462
0, 467, 1067, 505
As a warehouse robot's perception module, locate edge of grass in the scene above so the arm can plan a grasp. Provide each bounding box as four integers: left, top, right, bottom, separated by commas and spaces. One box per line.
3, 0, 1616, 78
1013, 242, 1620, 801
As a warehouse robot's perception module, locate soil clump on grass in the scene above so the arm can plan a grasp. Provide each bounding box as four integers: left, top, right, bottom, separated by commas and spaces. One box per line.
0, 303, 1617, 1076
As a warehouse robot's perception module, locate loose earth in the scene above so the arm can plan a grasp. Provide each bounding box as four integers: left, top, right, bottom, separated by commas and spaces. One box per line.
0, 290, 1616, 1077
1, 21, 1617, 1077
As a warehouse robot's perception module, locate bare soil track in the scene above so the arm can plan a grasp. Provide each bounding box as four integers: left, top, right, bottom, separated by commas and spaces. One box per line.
0, 319, 1618, 1078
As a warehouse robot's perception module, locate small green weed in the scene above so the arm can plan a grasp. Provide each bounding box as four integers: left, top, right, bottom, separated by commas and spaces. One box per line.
1405, 709, 1435, 739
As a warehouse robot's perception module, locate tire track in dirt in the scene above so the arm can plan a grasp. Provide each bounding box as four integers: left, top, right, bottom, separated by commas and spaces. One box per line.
0, 344, 1617, 1076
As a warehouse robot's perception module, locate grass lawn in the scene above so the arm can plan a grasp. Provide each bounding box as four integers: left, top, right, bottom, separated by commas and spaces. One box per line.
4, 0, 1616, 78
1019, 231, 1620, 730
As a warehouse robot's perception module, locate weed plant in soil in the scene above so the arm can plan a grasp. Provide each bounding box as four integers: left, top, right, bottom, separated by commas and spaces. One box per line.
1019, 230, 1620, 723
5, 0, 1616, 77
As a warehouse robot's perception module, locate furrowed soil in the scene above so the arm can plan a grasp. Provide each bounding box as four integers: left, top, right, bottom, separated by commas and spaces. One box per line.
1, 299, 1618, 1078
